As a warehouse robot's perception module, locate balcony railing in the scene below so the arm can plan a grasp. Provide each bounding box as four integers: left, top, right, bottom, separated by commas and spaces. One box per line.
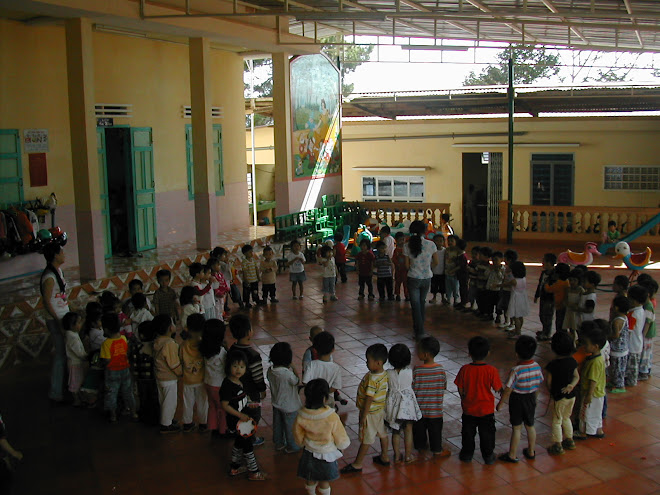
360, 201, 451, 228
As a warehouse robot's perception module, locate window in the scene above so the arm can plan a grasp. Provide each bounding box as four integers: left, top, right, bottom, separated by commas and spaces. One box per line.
604, 166, 660, 191
0, 130, 23, 208
531, 154, 574, 206
247, 172, 253, 204
185, 124, 224, 199
362, 176, 425, 202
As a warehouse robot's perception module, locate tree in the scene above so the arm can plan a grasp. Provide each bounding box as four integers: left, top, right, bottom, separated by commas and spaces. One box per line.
560, 50, 641, 83
463, 44, 560, 86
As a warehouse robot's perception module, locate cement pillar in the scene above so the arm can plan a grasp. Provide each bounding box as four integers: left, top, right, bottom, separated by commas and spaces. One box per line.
189, 37, 218, 250
273, 53, 295, 215
65, 18, 105, 280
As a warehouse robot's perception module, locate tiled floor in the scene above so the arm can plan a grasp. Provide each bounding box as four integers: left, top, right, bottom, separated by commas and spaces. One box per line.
2, 241, 659, 495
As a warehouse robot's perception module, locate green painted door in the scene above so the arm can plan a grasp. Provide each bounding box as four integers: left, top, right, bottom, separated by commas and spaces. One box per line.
0, 130, 23, 209
185, 124, 194, 199
212, 125, 224, 196
96, 128, 112, 258
130, 127, 157, 251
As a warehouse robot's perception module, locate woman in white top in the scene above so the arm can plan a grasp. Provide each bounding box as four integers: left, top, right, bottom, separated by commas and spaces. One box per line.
404, 220, 439, 339
40, 244, 70, 402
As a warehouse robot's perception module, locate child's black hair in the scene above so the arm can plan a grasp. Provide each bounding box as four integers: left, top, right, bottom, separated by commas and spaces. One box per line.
156, 269, 172, 282
550, 330, 575, 356
543, 253, 557, 264
636, 273, 652, 285
335, 232, 344, 243
290, 239, 301, 248
441, 213, 450, 222
359, 238, 372, 249
320, 245, 332, 258
211, 246, 227, 259
554, 263, 570, 280
628, 284, 649, 305
152, 314, 173, 336
471, 245, 481, 254
42, 243, 62, 264
241, 244, 253, 255
504, 249, 518, 262
380, 225, 391, 235
388, 343, 412, 369
639, 278, 658, 297
189, 262, 204, 279
568, 268, 584, 283
417, 336, 440, 357
207, 257, 219, 269
99, 291, 120, 313
585, 270, 602, 287
448, 234, 460, 244
304, 379, 330, 409
263, 245, 273, 254
186, 313, 205, 333
580, 319, 609, 349
366, 343, 388, 363
138, 321, 156, 342
608, 220, 617, 227
128, 279, 144, 292
515, 335, 537, 360
612, 295, 631, 314
224, 349, 248, 377
101, 312, 120, 335
511, 261, 527, 278
394, 231, 405, 240
457, 238, 467, 251
375, 240, 386, 249
179, 285, 196, 306
480, 246, 493, 257
613, 275, 629, 291
131, 292, 147, 310
468, 336, 490, 361
269, 342, 293, 367
83, 302, 103, 337
433, 233, 445, 243
62, 312, 81, 331
199, 319, 226, 359
492, 251, 503, 260
229, 313, 252, 340
573, 265, 588, 276
313, 331, 335, 355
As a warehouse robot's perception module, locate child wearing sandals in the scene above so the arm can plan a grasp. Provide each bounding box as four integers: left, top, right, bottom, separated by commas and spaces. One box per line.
608, 296, 630, 394
505, 261, 530, 339
497, 335, 544, 463
294, 379, 350, 495
286, 240, 307, 299
385, 344, 422, 463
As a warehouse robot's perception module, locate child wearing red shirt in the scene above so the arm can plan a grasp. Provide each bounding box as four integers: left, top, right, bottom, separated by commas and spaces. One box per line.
454, 336, 503, 464
334, 233, 348, 283
356, 239, 375, 300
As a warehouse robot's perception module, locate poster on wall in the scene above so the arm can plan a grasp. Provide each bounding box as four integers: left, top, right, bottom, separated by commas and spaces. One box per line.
23, 129, 49, 153
290, 54, 342, 181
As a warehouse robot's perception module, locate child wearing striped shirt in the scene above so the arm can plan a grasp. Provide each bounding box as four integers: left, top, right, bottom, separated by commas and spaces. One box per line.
497, 336, 544, 462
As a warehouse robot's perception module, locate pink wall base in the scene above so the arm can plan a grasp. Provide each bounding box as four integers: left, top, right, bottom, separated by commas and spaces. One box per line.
217, 181, 249, 230
156, 189, 196, 246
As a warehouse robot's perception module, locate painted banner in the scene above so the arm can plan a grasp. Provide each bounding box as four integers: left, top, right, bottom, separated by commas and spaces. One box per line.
24, 128, 49, 153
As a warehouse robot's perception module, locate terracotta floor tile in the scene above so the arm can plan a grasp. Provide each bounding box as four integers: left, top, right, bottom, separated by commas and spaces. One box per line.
545, 466, 602, 490
580, 457, 635, 481
512, 475, 571, 495
607, 474, 660, 495
574, 483, 625, 495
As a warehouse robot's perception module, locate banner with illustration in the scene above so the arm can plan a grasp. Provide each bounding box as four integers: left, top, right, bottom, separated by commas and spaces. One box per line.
290, 54, 342, 181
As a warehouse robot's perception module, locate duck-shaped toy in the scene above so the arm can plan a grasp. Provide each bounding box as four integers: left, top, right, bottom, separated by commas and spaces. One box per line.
614, 241, 653, 281
557, 242, 600, 266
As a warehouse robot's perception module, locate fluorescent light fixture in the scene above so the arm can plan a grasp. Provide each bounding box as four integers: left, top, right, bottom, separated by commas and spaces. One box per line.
400, 44, 469, 51
353, 167, 429, 171
452, 143, 580, 148
295, 12, 387, 22
94, 24, 148, 38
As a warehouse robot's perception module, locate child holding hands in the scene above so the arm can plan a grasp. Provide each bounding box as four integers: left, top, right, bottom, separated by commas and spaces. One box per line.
267, 342, 302, 453
153, 315, 182, 433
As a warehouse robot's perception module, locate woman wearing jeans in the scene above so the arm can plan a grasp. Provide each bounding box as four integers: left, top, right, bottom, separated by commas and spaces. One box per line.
404, 220, 438, 339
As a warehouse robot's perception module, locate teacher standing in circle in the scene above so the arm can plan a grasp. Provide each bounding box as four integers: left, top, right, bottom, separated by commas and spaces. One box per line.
404, 220, 438, 339
40, 243, 70, 403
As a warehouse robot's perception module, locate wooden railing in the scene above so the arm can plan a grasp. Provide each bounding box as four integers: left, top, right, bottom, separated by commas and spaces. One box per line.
499, 200, 660, 244
360, 202, 451, 228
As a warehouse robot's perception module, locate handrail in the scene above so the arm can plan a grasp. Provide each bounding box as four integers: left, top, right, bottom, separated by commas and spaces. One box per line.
360, 202, 451, 227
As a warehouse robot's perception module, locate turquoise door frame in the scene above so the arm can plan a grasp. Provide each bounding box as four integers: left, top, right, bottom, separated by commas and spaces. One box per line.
130, 127, 157, 251
96, 127, 112, 258
185, 124, 224, 198
0, 129, 24, 208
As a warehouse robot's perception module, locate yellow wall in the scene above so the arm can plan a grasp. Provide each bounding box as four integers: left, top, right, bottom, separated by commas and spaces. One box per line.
245, 127, 276, 201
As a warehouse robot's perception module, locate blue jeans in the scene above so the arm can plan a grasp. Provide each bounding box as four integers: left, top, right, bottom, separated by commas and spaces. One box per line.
47, 319, 66, 401
408, 277, 431, 337
273, 407, 300, 451
105, 368, 136, 413
445, 275, 459, 301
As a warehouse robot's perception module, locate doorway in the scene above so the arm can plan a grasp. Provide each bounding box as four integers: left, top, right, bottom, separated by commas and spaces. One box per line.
462, 153, 489, 241
105, 128, 134, 256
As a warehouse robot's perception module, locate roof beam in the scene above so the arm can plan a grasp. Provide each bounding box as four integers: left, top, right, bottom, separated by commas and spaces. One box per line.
540, 0, 589, 44
623, 0, 644, 48
463, 0, 538, 42
399, 0, 482, 38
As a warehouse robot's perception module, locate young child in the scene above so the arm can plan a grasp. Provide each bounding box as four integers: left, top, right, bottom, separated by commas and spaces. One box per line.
505, 261, 530, 339
608, 295, 630, 393
455, 336, 503, 464
180, 286, 203, 339
534, 253, 557, 341
341, 344, 390, 473
442, 234, 460, 306
455, 239, 470, 310
122, 279, 151, 315
626, 284, 648, 388
153, 315, 182, 433
286, 240, 307, 300
393, 232, 409, 302
374, 240, 394, 301
294, 379, 351, 495
380, 225, 395, 259
474, 246, 492, 317
221, 349, 268, 481
229, 314, 266, 446
208, 257, 230, 319
180, 313, 208, 432
574, 320, 608, 440
385, 344, 422, 463
260, 246, 279, 304
429, 234, 447, 304
100, 313, 137, 423
267, 342, 302, 453
334, 232, 348, 284
63, 312, 87, 407
241, 245, 262, 307
319, 244, 338, 303
579, 271, 601, 323
545, 262, 570, 333
356, 239, 375, 300
464, 245, 482, 312
80, 303, 105, 406
303, 331, 343, 409
213, 246, 244, 311
602, 220, 621, 245
130, 292, 153, 337
609, 275, 629, 321
497, 249, 518, 329
497, 336, 544, 462
481, 251, 504, 321
130, 320, 160, 425
152, 269, 179, 323
200, 318, 229, 437
411, 336, 448, 458
638, 278, 657, 381
562, 269, 585, 338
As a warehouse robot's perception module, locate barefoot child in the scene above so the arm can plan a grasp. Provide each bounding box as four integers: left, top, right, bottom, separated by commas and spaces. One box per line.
286, 240, 307, 300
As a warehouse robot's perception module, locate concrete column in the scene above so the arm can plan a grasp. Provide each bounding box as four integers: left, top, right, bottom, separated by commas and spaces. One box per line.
65, 18, 105, 280
273, 53, 295, 215
189, 37, 218, 250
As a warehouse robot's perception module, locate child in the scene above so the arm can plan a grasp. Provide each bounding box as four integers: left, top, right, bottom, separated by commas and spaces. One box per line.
497, 249, 518, 329
341, 344, 390, 473
190, 262, 213, 318
180, 313, 209, 432
439, 213, 454, 238
474, 246, 492, 316
286, 240, 307, 299
294, 379, 350, 495
497, 336, 544, 462
579, 271, 601, 323
534, 253, 557, 341
464, 245, 481, 312
303, 331, 343, 408
356, 239, 375, 300
562, 269, 585, 337
505, 261, 530, 339
100, 313, 137, 423
152, 269, 179, 322
545, 262, 570, 332
334, 232, 348, 284
392, 232, 409, 302
200, 318, 229, 437
131, 320, 160, 425
602, 220, 621, 245
267, 342, 302, 453
221, 349, 268, 481
574, 320, 608, 440
455, 336, 503, 464
429, 234, 446, 304
411, 337, 448, 458
130, 292, 153, 337
638, 278, 657, 381
153, 315, 182, 433
319, 244, 338, 303
213, 246, 244, 311
609, 275, 629, 321
241, 245, 262, 307
481, 251, 504, 321
380, 225, 395, 259
626, 284, 648, 388
455, 239, 470, 310
608, 295, 630, 393
385, 344, 422, 463
63, 312, 87, 407
80, 304, 105, 406
260, 246, 279, 304
122, 279, 151, 315
180, 286, 203, 339
229, 314, 266, 446
208, 257, 230, 319
374, 240, 394, 301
